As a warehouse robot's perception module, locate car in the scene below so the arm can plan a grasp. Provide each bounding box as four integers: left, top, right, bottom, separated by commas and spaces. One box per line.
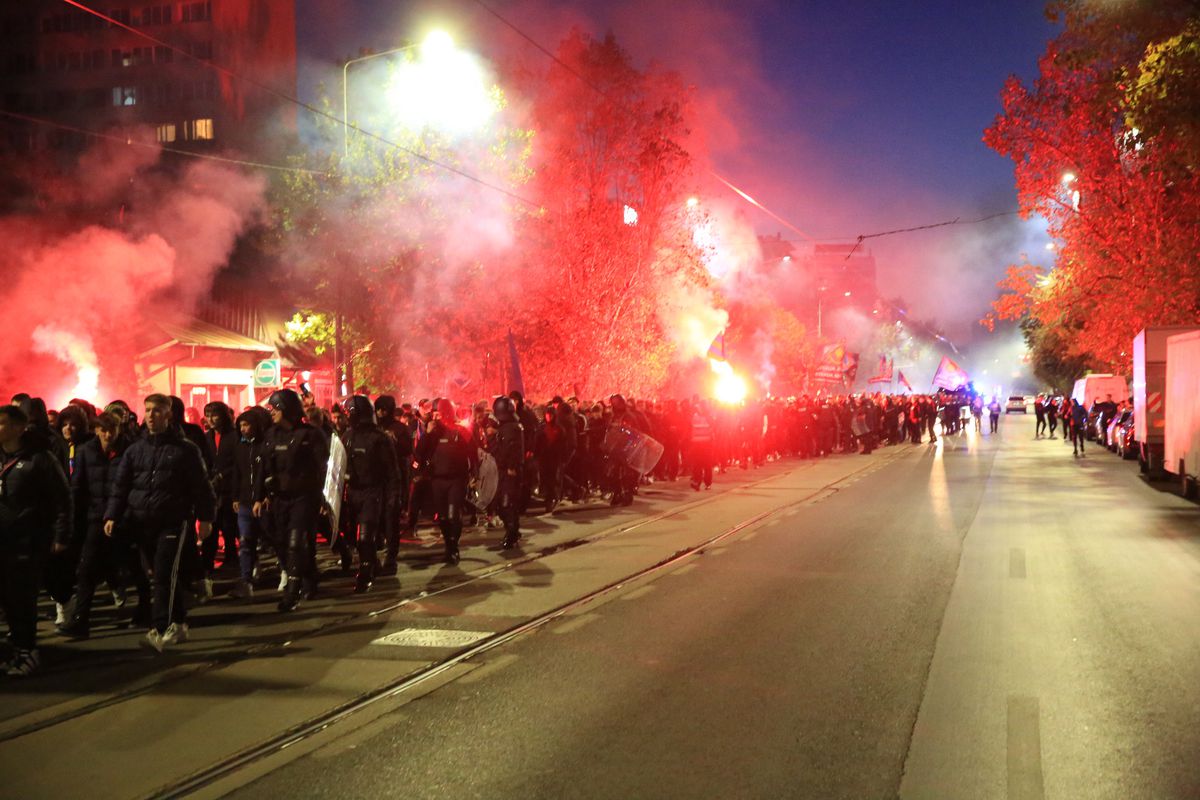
1005, 395, 1027, 414
1106, 409, 1130, 451
1114, 410, 1137, 459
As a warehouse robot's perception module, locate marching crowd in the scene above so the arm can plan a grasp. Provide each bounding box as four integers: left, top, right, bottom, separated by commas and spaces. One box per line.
1, 386, 983, 677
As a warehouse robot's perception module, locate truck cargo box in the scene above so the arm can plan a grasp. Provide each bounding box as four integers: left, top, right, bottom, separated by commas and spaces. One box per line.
1133, 326, 1200, 443
1164, 331, 1200, 495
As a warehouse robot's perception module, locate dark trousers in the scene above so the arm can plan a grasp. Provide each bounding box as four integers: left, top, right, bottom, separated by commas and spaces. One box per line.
346, 488, 383, 568
691, 441, 714, 487
497, 473, 521, 540
431, 477, 466, 553
74, 525, 148, 627
136, 521, 192, 633
1035, 415, 1047, 436
1073, 427, 1087, 453
273, 494, 320, 590
989, 414, 999, 433
201, 501, 238, 572
0, 545, 43, 650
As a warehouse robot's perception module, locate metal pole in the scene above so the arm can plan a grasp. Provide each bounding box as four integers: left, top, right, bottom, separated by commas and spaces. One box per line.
341, 43, 419, 160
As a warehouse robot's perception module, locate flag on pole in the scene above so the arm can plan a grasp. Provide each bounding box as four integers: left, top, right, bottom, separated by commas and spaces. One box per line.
931, 355, 970, 390
898, 370, 913, 392
868, 354, 894, 384
842, 352, 860, 384
706, 331, 726, 361
813, 342, 845, 383
506, 329, 525, 395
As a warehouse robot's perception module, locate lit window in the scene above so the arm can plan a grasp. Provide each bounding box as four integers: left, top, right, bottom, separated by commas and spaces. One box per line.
111, 86, 136, 106
184, 118, 213, 140
156, 123, 176, 143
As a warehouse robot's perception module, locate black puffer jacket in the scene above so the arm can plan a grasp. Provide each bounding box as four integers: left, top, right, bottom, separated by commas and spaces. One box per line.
104, 429, 215, 526
0, 433, 71, 551
70, 436, 127, 541
206, 422, 238, 501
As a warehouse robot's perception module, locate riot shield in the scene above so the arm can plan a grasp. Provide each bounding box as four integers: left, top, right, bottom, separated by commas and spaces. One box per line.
322, 433, 348, 532
469, 450, 499, 511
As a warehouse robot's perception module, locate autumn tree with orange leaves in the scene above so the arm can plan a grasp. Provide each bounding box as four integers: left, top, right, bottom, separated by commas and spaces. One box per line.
985, 0, 1200, 382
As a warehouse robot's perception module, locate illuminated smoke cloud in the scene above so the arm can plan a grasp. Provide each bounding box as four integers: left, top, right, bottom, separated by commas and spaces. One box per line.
0, 134, 265, 406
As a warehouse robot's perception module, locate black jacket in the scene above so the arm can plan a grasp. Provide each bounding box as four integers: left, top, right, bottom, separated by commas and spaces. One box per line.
232, 435, 264, 507
205, 423, 238, 501
105, 429, 215, 527
0, 435, 71, 551
415, 422, 478, 480
255, 423, 329, 500
71, 436, 127, 541
343, 425, 398, 492
490, 419, 524, 472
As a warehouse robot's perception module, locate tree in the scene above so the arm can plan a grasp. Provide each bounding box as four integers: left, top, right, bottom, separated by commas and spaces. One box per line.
507, 30, 710, 397
984, 1, 1200, 373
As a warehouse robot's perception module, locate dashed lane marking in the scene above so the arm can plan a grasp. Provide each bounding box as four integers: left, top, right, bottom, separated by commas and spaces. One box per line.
1007, 695, 1046, 800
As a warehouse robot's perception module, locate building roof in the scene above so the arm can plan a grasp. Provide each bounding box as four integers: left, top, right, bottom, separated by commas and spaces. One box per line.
146, 317, 276, 355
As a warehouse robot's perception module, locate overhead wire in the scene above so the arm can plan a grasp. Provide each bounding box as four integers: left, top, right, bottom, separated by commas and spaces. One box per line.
59, 0, 540, 208
467, 0, 815, 240
0, 109, 331, 175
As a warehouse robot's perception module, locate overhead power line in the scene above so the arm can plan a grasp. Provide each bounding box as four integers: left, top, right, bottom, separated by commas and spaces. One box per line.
60, 0, 539, 208
0, 109, 331, 175
467, 0, 815, 239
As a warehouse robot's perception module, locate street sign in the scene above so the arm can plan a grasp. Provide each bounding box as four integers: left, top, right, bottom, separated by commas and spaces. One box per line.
253, 359, 280, 388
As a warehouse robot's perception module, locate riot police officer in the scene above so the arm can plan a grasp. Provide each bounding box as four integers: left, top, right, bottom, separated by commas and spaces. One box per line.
254, 390, 329, 612
490, 396, 524, 550
413, 398, 477, 565
373, 395, 411, 572
341, 396, 398, 593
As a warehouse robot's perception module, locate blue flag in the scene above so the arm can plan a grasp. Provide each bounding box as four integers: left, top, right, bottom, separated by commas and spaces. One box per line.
507, 329, 525, 395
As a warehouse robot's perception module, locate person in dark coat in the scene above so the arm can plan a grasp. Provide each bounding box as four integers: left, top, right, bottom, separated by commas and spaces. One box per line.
105, 395, 214, 652
0, 404, 72, 676
490, 396, 525, 549
413, 398, 478, 565
254, 390, 329, 611
201, 402, 239, 584
60, 412, 148, 638
230, 407, 271, 598
373, 395, 411, 572
341, 396, 398, 592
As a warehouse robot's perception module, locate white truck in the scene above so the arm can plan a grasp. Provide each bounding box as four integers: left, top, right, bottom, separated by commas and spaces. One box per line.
1070, 373, 1128, 407
1164, 330, 1200, 497
1133, 326, 1200, 476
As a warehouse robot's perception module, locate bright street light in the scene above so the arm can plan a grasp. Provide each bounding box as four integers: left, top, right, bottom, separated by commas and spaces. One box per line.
686, 197, 699, 208
342, 29, 495, 156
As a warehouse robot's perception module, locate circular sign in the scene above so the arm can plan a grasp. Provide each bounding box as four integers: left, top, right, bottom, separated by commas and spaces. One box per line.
253, 359, 280, 388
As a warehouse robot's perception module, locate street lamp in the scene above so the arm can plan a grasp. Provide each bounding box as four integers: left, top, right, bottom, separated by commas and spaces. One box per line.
343, 40, 421, 157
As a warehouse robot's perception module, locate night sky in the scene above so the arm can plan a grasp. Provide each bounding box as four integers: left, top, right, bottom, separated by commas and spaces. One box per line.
296, 0, 1057, 340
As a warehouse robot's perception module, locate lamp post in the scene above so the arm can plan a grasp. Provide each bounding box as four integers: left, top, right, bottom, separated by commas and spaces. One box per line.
342, 42, 420, 158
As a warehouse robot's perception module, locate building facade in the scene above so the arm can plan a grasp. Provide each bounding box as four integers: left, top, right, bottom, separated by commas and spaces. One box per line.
0, 0, 296, 157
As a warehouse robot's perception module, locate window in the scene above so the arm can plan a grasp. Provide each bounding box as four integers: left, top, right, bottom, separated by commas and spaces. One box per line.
184, 118, 213, 140
181, 2, 211, 23
108, 9, 131, 27
156, 123, 176, 143
112, 86, 137, 106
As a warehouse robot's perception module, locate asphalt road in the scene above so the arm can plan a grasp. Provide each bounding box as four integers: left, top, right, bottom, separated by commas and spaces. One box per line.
217, 415, 1199, 800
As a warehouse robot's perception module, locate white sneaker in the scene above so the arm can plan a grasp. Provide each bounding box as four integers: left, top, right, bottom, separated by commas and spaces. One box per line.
111, 586, 127, 609
161, 622, 189, 646
277, 570, 288, 592
54, 603, 67, 626
201, 578, 214, 602
143, 629, 165, 653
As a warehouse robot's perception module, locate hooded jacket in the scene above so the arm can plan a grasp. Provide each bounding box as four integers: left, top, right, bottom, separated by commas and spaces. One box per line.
0, 432, 72, 551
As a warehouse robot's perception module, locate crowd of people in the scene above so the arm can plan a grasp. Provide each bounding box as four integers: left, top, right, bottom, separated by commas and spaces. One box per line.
0, 385, 989, 677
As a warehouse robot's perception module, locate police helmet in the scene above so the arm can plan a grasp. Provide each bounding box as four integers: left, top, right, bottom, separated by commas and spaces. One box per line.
266, 389, 305, 424
492, 395, 515, 421
344, 395, 376, 427
609, 393, 627, 414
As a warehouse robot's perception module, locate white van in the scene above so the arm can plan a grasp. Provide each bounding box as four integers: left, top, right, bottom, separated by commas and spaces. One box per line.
1071, 374, 1128, 408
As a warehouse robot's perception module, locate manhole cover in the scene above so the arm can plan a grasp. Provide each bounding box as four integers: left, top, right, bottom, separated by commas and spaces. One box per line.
371, 628, 492, 648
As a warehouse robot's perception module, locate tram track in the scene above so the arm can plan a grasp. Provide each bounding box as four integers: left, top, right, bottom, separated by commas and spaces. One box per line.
2, 449, 908, 799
